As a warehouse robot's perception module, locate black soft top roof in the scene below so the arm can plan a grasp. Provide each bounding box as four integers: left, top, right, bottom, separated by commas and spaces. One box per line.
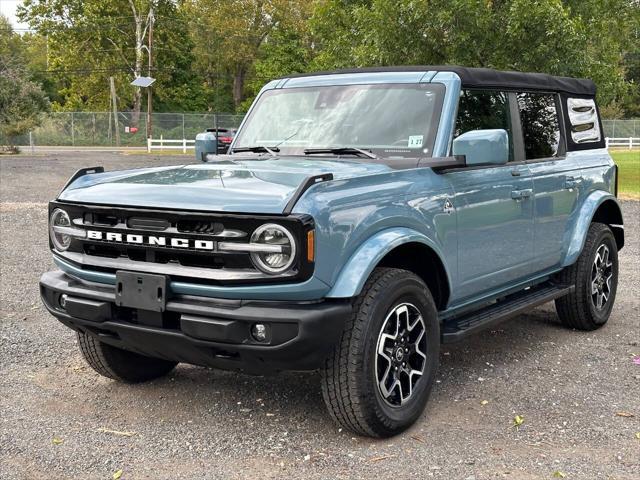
284, 65, 596, 97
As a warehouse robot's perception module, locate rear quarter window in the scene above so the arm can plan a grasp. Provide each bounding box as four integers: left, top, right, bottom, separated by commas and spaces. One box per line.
517, 92, 561, 160
566, 98, 601, 144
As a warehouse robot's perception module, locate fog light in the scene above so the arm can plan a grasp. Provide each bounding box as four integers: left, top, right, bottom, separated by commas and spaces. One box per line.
251, 323, 268, 342
59, 294, 68, 309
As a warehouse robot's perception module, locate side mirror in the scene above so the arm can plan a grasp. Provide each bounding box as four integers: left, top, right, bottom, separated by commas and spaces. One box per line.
452, 129, 509, 166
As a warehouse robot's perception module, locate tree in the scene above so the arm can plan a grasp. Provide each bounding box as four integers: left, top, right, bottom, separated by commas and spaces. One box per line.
242, 20, 314, 111
17, 0, 200, 119
309, 0, 639, 115
8, 0, 639, 118
0, 15, 49, 148
19, 32, 62, 105
183, 0, 310, 110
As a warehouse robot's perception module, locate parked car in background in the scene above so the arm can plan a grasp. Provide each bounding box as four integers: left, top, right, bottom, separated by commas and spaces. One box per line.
40, 66, 623, 438
212, 127, 237, 153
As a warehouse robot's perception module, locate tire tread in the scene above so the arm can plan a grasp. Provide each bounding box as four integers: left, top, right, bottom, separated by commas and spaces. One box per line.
320, 268, 436, 437
555, 222, 617, 330
77, 332, 176, 383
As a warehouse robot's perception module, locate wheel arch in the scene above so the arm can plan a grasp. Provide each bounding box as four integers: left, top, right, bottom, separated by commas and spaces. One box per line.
326, 228, 451, 310
592, 199, 624, 250
563, 193, 624, 267
376, 242, 450, 311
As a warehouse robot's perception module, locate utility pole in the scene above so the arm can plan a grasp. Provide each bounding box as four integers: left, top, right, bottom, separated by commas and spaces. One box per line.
146, 8, 154, 139
110, 76, 120, 146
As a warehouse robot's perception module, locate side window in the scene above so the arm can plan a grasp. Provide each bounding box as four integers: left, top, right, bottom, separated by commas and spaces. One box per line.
517, 92, 561, 159
455, 90, 514, 161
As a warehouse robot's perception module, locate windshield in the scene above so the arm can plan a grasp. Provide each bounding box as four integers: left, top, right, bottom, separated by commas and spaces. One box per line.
233, 83, 444, 158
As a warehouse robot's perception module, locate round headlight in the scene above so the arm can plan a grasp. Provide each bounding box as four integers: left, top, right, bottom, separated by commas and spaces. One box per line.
250, 224, 296, 274
50, 208, 72, 251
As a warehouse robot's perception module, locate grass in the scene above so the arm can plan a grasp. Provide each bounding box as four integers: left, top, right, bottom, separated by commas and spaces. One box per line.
610, 149, 640, 199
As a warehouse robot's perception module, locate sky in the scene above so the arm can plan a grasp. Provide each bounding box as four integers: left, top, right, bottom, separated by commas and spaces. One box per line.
0, 0, 29, 30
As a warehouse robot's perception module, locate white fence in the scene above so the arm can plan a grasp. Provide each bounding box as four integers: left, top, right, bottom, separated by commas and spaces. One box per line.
6, 114, 637, 148
147, 137, 195, 153
147, 135, 637, 154
605, 137, 639, 149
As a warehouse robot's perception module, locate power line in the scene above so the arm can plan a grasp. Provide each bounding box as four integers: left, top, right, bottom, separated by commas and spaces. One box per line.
153, 14, 266, 39
27, 65, 275, 82
28, 66, 169, 75
1, 20, 146, 34
3, 14, 269, 40
1, 15, 139, 32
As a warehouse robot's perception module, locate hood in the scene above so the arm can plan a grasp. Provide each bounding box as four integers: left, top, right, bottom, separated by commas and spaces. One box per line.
58, 156, 392, 214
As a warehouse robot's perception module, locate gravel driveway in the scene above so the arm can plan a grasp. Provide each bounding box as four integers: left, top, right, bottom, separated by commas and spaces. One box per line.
1, 152, 638, 480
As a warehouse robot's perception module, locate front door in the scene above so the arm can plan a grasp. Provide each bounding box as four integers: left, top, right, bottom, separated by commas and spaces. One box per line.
446, 89, 535, 304
447, 165, 534, 302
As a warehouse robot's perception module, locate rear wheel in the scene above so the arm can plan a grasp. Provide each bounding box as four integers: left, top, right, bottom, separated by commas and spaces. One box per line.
555, 222, 619, 330
77, 331, 177, 383
320, 268, 439, 437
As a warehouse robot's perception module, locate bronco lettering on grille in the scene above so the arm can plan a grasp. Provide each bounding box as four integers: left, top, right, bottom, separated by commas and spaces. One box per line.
86, 230, 214, 250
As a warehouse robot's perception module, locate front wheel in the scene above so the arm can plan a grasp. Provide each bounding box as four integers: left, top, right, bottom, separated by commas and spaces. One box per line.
320, 268, 440, 437
555, 222, 619, 330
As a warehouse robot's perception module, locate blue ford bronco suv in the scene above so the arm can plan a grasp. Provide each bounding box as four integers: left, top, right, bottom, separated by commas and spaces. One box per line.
40, 66, 624, 437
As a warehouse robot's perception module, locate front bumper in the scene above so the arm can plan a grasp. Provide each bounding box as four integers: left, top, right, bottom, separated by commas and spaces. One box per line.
40, 270, 350, 374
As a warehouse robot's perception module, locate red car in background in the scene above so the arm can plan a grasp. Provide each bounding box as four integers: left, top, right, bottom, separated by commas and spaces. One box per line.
211, 127, 237, 153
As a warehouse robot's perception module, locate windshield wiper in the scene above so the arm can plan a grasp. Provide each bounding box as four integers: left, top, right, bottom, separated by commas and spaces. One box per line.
304, 147, 377, 159
231, 145, 279, 156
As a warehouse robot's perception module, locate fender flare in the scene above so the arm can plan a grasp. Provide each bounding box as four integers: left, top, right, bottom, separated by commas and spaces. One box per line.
326, 227, 452, 299
563, 192, 624, 267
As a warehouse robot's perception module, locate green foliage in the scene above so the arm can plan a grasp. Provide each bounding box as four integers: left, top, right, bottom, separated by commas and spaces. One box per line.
241, 25, 314, 112
183, 0, 311, 111
9, 0, 640, 118
610, 150, 640, 198
309, 0, 639, 115
0, 15, 50, 145
20, 33, 62, 104
17, 0, 202, 115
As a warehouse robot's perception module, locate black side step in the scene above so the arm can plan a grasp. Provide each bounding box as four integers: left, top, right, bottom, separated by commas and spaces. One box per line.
441, 283, 574, 344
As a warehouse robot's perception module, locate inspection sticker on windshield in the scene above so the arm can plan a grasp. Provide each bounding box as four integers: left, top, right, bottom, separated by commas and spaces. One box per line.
408, 135, 424, 148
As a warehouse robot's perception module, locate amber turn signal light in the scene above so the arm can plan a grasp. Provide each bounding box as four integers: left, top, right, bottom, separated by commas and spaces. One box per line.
307, 230, 315, 262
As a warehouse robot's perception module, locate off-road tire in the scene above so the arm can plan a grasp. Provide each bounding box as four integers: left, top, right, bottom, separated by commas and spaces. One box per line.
77, 331, 177, 383
555, 222, 619, 330
320, 268, 440, 437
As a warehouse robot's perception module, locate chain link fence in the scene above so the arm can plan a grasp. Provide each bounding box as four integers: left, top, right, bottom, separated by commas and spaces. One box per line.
5, 113, 638, 149
8, 112, 245, 148
602, 119, 639, 139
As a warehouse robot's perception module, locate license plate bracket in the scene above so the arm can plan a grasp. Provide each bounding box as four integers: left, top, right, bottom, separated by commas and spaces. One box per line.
115, 271, 168, 312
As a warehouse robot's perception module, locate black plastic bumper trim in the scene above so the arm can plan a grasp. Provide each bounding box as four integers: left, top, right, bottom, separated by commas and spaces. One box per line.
40, 270, 351, 373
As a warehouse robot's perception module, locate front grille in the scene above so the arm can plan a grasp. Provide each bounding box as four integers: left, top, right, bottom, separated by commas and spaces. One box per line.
84, 244, 120, 258
83, 244, 251, 269
51, 201, 315, 285
177, 219, 224, 235
127, 217, 170, 231
83, 212, 118, 226
75, 208, 252, 268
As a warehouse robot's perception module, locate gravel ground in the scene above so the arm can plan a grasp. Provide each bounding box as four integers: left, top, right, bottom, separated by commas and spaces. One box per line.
1, 152, 639, 480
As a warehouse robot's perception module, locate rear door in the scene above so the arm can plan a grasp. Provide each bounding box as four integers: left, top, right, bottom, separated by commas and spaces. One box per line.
446, 90, 535, 303
516, 92, 582, 271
